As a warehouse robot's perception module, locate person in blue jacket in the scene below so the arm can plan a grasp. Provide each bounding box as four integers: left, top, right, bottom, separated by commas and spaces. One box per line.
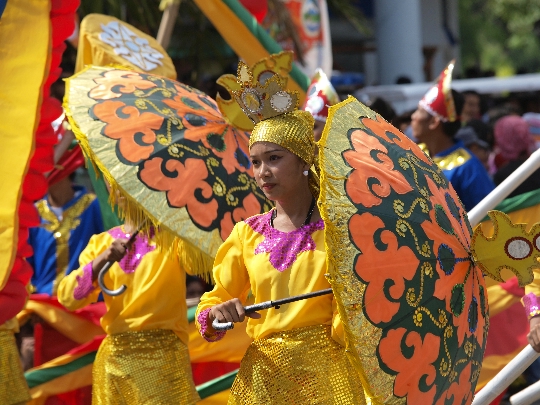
410, 61, 494, 212
28, 130, 104, 296
19, 130, 104, 373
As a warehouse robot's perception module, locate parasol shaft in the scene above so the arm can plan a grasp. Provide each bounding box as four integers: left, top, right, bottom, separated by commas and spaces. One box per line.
510, 378, 540, 405
98, 220, 146, 296
468, 149, 540, 227
212, 288, 333, 331
472, 345, 540, 405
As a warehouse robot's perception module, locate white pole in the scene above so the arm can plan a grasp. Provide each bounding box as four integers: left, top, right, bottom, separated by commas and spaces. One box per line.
468, 149, 540, 227
472, 345, 540, 405
510, 378, 540, 405
374, 0, 424, 85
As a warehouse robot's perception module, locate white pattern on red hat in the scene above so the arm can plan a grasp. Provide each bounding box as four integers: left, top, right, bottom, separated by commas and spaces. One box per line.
302, 69, 339, 122
418, 61, 457, 122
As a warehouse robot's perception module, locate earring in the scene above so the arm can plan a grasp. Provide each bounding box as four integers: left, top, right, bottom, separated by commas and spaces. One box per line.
303, 170, 309, 176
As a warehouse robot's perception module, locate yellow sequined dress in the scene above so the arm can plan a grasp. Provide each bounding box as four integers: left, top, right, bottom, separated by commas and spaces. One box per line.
196, 211, 366, 404
0, 318, 31, 405
58, 227, 200, 405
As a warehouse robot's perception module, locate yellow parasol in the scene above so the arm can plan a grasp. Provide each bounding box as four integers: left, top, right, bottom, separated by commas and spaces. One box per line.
318, 96, 539, 404
64, 66, 272, 280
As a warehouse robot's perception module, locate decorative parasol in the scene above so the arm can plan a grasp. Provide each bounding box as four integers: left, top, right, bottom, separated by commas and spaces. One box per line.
318, 96, 538, 404
64, 66, 272, 279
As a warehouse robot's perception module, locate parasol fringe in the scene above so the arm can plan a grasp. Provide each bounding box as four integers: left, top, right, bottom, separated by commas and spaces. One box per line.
63, 85, 215, 282
317, 97, 382, 404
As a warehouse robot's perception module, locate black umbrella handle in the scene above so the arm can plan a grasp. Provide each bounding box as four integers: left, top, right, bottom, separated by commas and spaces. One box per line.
98, 221, 146, 296
211, 288, 333, 331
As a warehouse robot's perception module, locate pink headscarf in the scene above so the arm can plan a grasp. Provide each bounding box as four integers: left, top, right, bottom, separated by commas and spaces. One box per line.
494, 115, 536, 161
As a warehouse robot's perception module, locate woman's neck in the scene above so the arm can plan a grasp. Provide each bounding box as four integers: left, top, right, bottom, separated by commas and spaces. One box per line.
424, 133, 455, 157
273, 186, 318, 230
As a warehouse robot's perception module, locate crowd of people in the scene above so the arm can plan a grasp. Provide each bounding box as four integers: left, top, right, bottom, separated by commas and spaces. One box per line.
4, 41, 540, 405
370, 83, 540, 206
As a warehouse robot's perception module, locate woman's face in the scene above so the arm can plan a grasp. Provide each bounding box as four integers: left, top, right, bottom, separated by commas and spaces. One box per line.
250, 141, 309, 201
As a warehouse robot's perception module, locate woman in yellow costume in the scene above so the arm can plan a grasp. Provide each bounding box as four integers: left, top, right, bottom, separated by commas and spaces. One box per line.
195, 61, 365, 404
57, 192, 200, 404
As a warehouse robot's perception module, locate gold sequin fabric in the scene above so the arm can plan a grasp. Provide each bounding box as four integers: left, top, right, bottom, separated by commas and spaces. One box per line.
92, 329, 200, 405
0, 330, 31, 404
228, 324, 366, 405
249, 110, 320, 197
249, 110, 315, 165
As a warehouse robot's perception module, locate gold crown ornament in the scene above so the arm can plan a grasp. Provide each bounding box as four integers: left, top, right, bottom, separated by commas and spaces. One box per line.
227, 52, 318, 197
232, 62, 299, 125
216, 51, 298, 131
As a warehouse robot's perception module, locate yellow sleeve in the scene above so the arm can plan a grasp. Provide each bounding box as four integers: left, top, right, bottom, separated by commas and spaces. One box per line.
525, 269, 540, 297
57, 234, 104, 311
195, 223, 251, 330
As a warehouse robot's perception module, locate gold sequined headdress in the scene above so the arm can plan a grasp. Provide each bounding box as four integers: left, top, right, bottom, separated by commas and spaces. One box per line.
226, 52, 316, 168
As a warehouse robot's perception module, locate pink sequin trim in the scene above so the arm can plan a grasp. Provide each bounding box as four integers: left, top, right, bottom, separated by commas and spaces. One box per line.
108, 227, 155, 274
244, 211, 324, 271
74, 262, 95, 300
523, 293, 540, 320
197, 308, 226, 342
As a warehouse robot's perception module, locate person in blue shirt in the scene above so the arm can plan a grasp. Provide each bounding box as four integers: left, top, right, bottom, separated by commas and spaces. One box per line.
28, 130, 104, 296
19, 131, 104, 377
410, 61, 494, 212
28, 176, 104, 295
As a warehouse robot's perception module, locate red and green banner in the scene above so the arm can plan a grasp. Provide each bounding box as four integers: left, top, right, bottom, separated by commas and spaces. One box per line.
24, 301, 250, 403
261, 0, 333, 78
193, 0, 310, 102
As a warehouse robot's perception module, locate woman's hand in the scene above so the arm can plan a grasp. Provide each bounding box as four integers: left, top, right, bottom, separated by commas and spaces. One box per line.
528, 316, 540, 352
206, 299, 261, 333
103, 238, 130, 262
209, 298, 261, 324
91, 238, 130, 280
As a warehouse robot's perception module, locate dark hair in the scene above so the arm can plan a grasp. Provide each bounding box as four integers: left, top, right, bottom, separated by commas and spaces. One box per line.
442, 89, 464, 138
392, 109, 414, 128
396, 76, 412, 85
464, 119, 494, 148
462, 89, 488, 116
462, 89, 480, 98
369, 97, 396, 122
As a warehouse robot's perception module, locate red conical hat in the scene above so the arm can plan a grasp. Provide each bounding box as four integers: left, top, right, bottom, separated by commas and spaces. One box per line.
302, 68, 340, 122
47, 117, 85, 185
419, 60, 457, 122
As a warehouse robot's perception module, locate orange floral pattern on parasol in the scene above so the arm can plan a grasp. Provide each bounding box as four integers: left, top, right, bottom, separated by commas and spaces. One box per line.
319, 97, 488, 404
65, 66, 271, 277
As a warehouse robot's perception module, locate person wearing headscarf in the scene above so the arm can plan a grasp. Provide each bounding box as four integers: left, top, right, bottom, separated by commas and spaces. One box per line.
195, 59, 365, 404
411, 61, 494, 211
493, 115, 540, 198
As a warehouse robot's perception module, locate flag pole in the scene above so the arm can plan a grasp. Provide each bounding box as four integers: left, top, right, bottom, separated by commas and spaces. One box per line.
156, 0, 181, 49
510, 378, 540, 405
472, 345, 540, 405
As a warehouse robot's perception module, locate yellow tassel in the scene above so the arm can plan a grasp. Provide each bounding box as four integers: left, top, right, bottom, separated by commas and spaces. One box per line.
63, 73, 215, 282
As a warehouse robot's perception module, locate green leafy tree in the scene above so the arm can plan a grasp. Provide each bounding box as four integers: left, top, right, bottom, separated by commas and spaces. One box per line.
460, 0, 540, 75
